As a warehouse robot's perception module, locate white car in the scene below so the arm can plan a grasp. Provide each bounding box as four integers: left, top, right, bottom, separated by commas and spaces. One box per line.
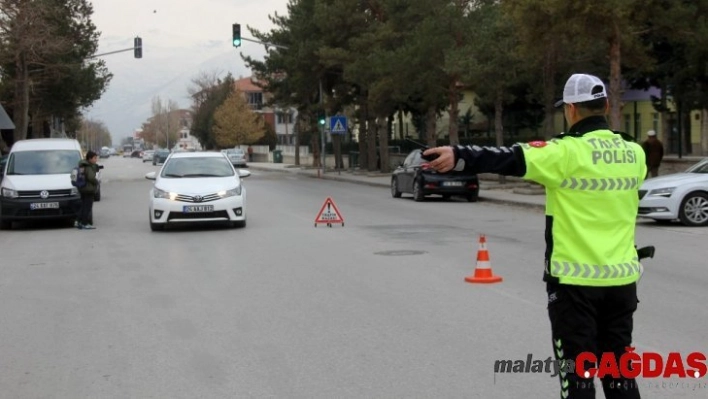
638, 158, 708, 226
142, 150, 155, 163
145, 152, 250, 231
221, 148, 247, 167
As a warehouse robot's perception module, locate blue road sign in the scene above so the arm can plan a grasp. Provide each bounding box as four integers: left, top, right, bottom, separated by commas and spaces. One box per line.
329, 116, 347, 135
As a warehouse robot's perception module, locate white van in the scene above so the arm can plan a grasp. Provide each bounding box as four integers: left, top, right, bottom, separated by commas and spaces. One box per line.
0, 139, 83, 229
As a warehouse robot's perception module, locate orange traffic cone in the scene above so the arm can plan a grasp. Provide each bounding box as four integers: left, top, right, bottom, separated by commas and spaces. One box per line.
465, 235, 503, 284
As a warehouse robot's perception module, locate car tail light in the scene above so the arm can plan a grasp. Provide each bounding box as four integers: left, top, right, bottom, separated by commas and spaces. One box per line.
467, 183, 478, 189
425, 183, 438, 188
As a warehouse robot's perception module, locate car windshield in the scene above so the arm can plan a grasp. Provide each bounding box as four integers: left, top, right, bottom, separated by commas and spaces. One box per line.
6, 150, 80, 175
226, 149, 244, 155
685, 159, 708, 174
160, 157, 234, 178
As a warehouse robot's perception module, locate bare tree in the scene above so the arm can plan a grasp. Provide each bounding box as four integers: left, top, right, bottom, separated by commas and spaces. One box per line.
187, 69, 223, 110
77, 118, 111, 150
150, 96, 180, 149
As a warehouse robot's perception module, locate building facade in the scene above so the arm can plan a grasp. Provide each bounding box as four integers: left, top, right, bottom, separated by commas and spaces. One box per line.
234, 76, 298, 145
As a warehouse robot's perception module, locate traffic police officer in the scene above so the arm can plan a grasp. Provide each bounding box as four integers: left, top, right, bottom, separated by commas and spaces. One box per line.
424, 73, 646, 399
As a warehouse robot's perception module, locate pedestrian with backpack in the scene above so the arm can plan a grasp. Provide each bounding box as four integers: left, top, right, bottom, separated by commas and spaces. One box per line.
73, 151, 100, 229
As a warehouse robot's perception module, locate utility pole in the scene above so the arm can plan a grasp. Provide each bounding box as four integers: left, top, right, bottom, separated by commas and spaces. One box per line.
320, 78, 325, 177
166, 106, 170, 151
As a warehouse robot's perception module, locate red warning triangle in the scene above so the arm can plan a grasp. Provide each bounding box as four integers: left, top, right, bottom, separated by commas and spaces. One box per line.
314, 197, 344, 226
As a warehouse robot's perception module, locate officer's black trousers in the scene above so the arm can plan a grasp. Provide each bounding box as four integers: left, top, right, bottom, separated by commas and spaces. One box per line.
547, 282, 640, 399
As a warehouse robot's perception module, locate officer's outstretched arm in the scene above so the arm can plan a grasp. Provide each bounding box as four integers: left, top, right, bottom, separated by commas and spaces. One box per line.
450, 144, 527, 177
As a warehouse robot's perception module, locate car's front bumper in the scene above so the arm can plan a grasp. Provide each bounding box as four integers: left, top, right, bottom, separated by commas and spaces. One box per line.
638, 195, 678, 220
149, 196, 245, 224
0, 196, 81, 221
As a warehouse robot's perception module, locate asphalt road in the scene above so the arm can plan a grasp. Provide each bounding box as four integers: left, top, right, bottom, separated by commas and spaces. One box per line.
0, 156, 706, 399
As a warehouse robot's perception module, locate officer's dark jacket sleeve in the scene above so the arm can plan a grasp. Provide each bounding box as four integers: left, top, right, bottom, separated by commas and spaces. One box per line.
451, 116, 618, 181
451, 144, 527, 177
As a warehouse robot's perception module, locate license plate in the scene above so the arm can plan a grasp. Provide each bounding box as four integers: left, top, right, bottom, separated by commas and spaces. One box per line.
443, 181, 464, 187
183, 205, 214, 213
30, 202, 59, 210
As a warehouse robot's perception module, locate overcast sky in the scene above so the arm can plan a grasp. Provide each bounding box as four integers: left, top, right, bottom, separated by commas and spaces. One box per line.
85, 0, 288, 143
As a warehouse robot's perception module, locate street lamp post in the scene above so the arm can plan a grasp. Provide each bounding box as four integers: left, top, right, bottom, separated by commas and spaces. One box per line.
166, 107, 170, 151
320, 78, 325, 177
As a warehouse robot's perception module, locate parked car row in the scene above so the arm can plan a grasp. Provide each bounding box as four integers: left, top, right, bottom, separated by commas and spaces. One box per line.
390, 149, 708, 227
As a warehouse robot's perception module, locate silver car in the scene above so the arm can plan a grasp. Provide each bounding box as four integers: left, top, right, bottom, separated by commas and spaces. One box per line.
222, 149, 247, 167
638, 158, 708, 226
142, 150, 155, 163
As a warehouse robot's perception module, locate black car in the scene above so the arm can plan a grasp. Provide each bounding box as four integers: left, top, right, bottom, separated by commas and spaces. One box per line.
152, 149, 170, 165
391, 149, 479, 202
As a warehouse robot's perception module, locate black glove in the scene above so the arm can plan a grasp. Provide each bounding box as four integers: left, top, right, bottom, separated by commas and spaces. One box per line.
636, 246, 655, 260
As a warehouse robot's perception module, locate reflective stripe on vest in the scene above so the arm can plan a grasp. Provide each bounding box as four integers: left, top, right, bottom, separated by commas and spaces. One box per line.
551, 258, 641, 279
560, 177, 639, 191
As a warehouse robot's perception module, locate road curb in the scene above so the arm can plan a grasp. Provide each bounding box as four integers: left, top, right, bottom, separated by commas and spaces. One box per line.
478, 196, 546, 211
249, 164, 546, 211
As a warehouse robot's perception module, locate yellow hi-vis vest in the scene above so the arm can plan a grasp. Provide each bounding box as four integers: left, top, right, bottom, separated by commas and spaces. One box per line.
520, 130, 647, 287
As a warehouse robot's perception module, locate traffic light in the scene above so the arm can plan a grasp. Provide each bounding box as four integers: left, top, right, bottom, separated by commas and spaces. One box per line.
318, 112, 326, 126
232, 23, 241, 47
134, 36, 142, 59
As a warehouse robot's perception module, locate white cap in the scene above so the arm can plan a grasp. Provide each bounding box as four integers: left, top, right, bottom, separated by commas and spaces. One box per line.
555, 74, 607, 107
647, 130, 656, 136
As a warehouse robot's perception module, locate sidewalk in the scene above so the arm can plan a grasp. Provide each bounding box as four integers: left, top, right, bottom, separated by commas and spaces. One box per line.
246, 162, 547, 211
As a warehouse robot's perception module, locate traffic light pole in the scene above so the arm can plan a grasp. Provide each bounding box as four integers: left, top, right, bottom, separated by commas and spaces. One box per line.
87, 36, 142, 59
86, 47, 134, 59
239, 37, 289, 50
232, 29, 325, 174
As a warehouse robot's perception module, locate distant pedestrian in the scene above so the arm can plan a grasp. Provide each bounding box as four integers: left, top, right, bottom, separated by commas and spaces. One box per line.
641, 130, 664, 178
247, 145, 254, 162
76, 151, 100, 230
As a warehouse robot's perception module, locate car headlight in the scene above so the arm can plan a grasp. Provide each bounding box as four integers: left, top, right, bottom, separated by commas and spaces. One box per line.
154, 187, 177, 200
218, 186, 241, 198
1, 187, 18, 198
70, 187, 79, 196
648, 187, 675, 197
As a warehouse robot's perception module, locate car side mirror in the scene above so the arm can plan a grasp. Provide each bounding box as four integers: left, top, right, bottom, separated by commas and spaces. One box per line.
237, 169, 251, 178
145, 172, 156, 180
